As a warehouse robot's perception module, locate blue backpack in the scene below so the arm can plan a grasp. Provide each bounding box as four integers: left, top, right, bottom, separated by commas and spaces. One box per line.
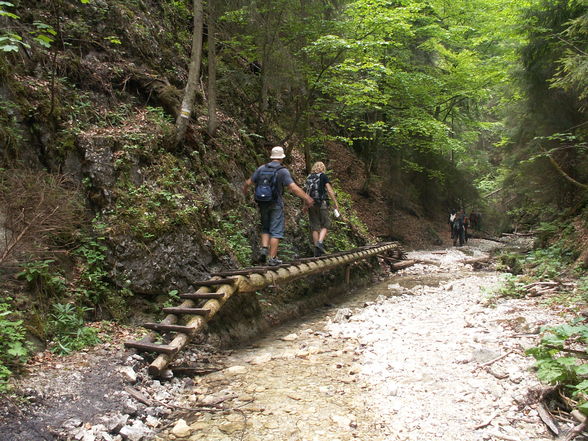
254, 163, 284, 203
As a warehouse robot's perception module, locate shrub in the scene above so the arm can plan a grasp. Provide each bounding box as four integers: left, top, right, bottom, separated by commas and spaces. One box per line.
47, 303, 101, 355
0, 297, 29, 391
527, 322, 588, 415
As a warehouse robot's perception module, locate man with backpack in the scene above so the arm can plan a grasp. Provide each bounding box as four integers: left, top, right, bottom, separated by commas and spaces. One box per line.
304, 161, 340, 256
243, 146, 314, 266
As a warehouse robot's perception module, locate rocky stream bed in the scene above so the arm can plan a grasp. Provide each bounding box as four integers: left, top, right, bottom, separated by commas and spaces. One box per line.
0, 239, 579, 441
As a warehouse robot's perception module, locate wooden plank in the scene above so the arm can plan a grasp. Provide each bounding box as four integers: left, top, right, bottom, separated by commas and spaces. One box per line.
124, 341, 178, 355
180, 292, 225, 300
162, 307, 210, 316
142, 323, 196, 334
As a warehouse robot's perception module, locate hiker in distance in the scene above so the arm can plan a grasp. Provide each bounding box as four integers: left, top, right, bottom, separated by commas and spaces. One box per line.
304, 161, 340, 256
243, 146, 314, 266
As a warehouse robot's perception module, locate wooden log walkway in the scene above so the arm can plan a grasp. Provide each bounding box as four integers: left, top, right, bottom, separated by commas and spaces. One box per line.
124, 242, 405, 377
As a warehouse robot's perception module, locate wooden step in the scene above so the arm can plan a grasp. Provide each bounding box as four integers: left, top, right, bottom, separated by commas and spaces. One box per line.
124, 341, 178, 355
142, 323, 196, 334
180, 292, 225, 300
162, 307, 210, 316
192, 278, 236, 287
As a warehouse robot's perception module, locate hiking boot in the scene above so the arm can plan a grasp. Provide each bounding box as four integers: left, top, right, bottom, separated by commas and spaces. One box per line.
259, 247, 268, 264
316, 241, 326, 255
268, 257, 283, 266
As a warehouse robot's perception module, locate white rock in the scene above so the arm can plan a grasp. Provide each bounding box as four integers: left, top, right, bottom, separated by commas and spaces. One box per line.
119, 420, 150, 441
281, 333, 299, 341
170, 419, 191, 438
144, 415, 159, 428
224, 365, 248, 375
331, 414, 352, 429
119, 366, 137, 384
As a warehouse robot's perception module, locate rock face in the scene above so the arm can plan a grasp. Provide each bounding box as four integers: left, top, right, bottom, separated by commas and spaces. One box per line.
110, 232, 213, 295
80, 135, 117, 210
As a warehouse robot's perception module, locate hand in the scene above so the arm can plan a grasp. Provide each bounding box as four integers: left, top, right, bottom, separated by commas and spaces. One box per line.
305, 196, 314, 208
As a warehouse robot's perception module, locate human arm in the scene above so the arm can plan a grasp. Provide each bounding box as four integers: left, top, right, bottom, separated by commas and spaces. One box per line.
287, 182, 314, 207
325, 183, 339, 211
243, 177, 253, 196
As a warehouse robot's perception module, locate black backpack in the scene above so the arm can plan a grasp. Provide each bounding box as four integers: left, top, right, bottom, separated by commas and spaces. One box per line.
254, 163, 284, 203
305, 173, 324, 202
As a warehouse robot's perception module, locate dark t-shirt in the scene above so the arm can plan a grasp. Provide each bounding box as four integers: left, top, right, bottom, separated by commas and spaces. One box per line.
251, 161, 294, 207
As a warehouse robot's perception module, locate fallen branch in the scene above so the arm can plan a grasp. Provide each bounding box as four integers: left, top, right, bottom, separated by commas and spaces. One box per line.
537, 402, 560, 435
544, 345, 588, 359
472, 350, 514, 372
473, 410, 500, 429
125, 386, 227, 413
124, 386, 152, 406
390, 260, 416, 270
486, 367, 509, 380
414, 259, 441, 266
459, 256, 492, 265
522, 281, 559, 290
571, 410, 586, 424
563, 420, 588, 441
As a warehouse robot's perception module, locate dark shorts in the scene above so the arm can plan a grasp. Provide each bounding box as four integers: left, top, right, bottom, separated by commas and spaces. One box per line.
259, 202, 285, 238
309, 202, 331, 231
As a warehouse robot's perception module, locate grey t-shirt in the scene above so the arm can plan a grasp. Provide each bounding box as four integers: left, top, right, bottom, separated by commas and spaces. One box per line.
251, 161, 294, 207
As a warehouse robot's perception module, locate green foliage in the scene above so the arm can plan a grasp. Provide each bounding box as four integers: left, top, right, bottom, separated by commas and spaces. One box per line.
526, 322, 588, 414
30, 21, 57, 48
17, 260, 67, 298
47, 303, 100, 355
496, 253, 524, 275
0, 297, 29, 391
162, 289, 180, 309
490, 274, 527, 299
205, 211, 252, 266
72, 233, 112, 305
0, 2, 29, 52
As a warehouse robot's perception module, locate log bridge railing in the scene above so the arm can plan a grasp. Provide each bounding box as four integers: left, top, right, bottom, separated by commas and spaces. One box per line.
125, 242, 405, 377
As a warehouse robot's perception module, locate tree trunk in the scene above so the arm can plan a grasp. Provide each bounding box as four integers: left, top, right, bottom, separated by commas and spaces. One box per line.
207, 0, 218, 136
175, 0, 204, 146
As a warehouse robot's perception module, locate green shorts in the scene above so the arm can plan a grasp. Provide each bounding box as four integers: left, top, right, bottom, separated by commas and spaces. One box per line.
308, 202, 331, 231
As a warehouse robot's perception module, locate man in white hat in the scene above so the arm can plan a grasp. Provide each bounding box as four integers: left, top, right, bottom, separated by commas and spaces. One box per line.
243, 146, 314, 266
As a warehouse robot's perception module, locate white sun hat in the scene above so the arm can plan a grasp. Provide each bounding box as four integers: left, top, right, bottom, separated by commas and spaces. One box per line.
270, 146, 286, 159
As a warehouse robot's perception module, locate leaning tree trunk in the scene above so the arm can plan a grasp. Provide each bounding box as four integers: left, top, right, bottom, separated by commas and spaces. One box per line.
175, 0, 204, 146
207, 0, 218, 136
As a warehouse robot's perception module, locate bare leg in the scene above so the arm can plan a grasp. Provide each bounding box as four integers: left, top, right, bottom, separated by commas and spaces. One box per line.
312, 230, 319, 245
261, 233, 270, 248
318, 228, 328, 242
269, 237, 280, 258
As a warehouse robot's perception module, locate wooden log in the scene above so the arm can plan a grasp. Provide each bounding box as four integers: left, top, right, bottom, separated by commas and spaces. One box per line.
142, 323, 196, 334
390, 260, 416, 270
179, 292, 224, 300
124, 341, 178, 355
170, 366, 222, 376
161, 307, 209, 316
459, 256, 492, 265
192, 278, 236, 286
